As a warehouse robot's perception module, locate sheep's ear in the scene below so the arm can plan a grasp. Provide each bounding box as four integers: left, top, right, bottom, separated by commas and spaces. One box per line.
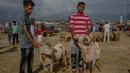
51, 47, 57, 52
52, 44, 55, 46
41, 37, 45, 41
43, 37, 47, 40
52, 43, 57, 46
51, 46, 55, 50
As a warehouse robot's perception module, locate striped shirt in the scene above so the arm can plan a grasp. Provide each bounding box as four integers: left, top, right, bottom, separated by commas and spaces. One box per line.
69, 13, 91, 34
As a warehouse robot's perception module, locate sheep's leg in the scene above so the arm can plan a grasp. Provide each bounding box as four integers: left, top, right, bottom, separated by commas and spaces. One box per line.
91, 60, 96, 73
66, 36, 68, 42
95, 59, 101, 72
85, 62, 90, 73
41, 55, 50, 73
89, 61, 93, 73
44, 66, 49, 73
44, 71, 48, 73
41, 55, 46, 64
65, 36, 67, 42
83, 62, 87, 73
50, 63, 54, 73
63, 51, 68, 71
59, 59, 62, 71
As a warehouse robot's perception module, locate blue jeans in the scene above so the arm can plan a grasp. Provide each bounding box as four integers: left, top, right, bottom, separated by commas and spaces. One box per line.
20, 47, 34, 73
8, 32, 12, 43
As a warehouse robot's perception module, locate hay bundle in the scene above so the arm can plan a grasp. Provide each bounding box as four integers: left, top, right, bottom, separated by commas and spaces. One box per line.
89, 32, 95, 41
110, 32, 114, 41
113, 31, 121, 41
89, 33, 95, 42
96, 32, 103, 42
77, 35, 101, 73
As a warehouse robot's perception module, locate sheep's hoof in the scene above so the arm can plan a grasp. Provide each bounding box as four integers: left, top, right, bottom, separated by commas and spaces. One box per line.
92, 68, 94, 73
62, 69, 65, 72
44, 71, 48, 73
99, 69, 102, 72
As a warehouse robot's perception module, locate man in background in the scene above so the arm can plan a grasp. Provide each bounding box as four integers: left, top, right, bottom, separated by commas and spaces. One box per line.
103, 22, 111, 42
7, 23, 12, 44
12, 21, 19, 46
92, 23, 96, 32
127, 20, 130, 35
30, 18, 36, 38
18, 0, 38, 73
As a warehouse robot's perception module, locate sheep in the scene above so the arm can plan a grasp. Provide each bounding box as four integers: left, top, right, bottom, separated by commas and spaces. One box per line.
89, 32, 96, 42
60, 32, 71, 42
37, 35, 68, 73
96, 32, 103, 42
90, 32, 103, 42
109, 32, 114, 41
113, 31, 121, 41
77, 34, 101, 73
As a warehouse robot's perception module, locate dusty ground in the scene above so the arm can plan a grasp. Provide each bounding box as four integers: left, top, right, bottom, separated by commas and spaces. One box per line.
0, 32, 130, 73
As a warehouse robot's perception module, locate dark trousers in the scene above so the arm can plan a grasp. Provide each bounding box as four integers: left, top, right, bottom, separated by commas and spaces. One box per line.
71, 51, 84, 71
12, 33, 19, 45
20, 47, 34, 73
8, 32, 12, 44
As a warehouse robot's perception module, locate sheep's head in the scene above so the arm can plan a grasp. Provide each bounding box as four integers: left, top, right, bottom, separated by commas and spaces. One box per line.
37, 35, 46, 43
83, 35, 91, 46
40, 43, 53, 57
78, 35, 91, 46
89, 33, 95, 42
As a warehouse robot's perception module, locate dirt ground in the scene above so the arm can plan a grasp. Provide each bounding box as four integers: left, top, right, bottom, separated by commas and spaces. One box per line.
0, 32, 130, 73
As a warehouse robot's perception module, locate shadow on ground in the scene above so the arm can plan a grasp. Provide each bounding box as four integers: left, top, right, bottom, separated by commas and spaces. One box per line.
33, 64, 43, 73
0, 46, 18, 54
33, 62, 65, 73
0, 46, 10, 50
128, 69, 130, 73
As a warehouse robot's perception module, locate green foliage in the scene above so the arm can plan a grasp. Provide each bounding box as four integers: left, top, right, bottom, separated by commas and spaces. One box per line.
31, 18, 35, 23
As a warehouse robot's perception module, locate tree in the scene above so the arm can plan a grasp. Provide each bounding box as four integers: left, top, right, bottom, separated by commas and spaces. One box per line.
31, 18, 35, 23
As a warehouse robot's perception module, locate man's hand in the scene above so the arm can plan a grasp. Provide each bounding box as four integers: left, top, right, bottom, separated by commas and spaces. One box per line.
33, 41, 39, 47
73, 35, 79, 42
86, 30, 91, 35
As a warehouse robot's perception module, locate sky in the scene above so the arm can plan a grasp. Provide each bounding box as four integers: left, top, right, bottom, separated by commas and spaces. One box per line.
0, 0, 129, 24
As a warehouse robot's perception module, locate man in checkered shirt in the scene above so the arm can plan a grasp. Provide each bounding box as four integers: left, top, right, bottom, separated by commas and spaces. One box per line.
18, 0, 38, 73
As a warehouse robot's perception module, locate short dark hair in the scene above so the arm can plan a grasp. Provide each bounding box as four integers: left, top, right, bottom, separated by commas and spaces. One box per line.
8, 23, 11, 25
13, 21, 16, 23
23, 0, 35, 7
78, 1, 85, 6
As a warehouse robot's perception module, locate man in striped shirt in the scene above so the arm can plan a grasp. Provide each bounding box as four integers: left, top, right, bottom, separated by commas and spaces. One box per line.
69, 2, 91, 73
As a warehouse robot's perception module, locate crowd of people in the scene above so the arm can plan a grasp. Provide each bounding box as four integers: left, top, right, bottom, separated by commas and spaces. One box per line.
1, 21, 19, 46
90, 20, 130, 42
92, 21, 130, 34
0, 19, 45, 46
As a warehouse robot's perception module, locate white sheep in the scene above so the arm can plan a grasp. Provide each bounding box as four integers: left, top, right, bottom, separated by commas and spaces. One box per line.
37, 35, 68, 73
77, 34, 101, 73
